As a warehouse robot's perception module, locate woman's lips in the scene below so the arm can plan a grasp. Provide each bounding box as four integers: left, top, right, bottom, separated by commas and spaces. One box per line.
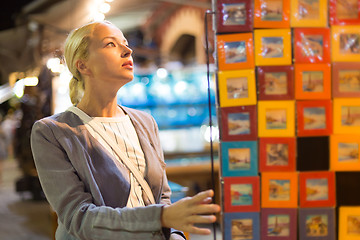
122, 61, 133, 68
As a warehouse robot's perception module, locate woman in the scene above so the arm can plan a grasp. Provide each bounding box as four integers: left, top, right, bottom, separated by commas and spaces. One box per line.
30, 21, 220, 240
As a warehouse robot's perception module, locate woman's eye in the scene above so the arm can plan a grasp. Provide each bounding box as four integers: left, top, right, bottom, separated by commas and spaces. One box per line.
106, 42, 116, 47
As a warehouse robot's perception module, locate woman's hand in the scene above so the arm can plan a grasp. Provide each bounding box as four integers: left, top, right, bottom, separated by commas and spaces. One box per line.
161, 189, 221, 235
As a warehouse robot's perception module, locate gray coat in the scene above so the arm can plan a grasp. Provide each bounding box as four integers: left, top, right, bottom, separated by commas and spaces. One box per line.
31, 107, 173, 240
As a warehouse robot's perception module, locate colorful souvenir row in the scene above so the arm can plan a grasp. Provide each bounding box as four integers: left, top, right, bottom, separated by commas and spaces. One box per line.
217, 27, 360, 70
216, 0, 360, 34
223, 207, 343, 240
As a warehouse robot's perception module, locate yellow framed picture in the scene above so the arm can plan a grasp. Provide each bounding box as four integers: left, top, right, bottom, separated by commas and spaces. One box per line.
218, 69, 257, 107
331, 25, 360, 62
254, 29, 292, 66
258, 100, 295, 137
330, 134, 360, 171
333, 98, 360, 134
290, 0, 328, 27
339, 206, 360, 240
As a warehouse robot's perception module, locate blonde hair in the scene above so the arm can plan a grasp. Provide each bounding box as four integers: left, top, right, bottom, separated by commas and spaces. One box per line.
64, 21, 102, 105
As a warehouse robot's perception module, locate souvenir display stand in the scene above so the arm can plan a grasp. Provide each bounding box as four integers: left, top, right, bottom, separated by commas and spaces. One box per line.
213, 1, 360, 239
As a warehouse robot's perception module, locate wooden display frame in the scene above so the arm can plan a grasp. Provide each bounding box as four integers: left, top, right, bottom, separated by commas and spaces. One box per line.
329, 0, 360, 26
257, 65, 294, 100
224, 176, 260, 212
333, 98, 360, 134
299, 171, 336, 208
217, 33, 254, 71
331, 25, 360, 62
220, 106, 257, 141
290, 0, 328, 27
294, 63, 331, 100
261, 171, 298, 208
296, 100, 333, 137
216, 0, 253, 33
293, 28, 331, 64
332, 62, 360, 98
221, 141, 258, 177
254, 29, 292, 66
260, 208, 297, 239
259, 137, 296, 172
218, 69, 257, 107
253, 0, 290, 28
299, 208, 335, 240
330, 134, 360, 171
258, 100, 295, 137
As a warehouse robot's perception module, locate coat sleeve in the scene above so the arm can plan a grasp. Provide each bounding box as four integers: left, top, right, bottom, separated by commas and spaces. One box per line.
31, 119, 167, 240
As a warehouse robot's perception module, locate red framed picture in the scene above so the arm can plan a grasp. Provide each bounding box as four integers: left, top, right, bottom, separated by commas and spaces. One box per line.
216, 0, 253, 33
259, 137, 296, 172
332, 62, 360, 98
299, 171, 336, 208
294, 63, 331, 100
294, 28, 331, 64
257, 65, 294, 100
224, 176, 260, 212
296, 100, 333, 137
261, 208, 297, 240
220, 106, 257, 141
329, 0, 360, 25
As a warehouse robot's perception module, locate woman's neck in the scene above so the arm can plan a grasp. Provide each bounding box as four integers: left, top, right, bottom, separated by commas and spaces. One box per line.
76, 91, 125, 118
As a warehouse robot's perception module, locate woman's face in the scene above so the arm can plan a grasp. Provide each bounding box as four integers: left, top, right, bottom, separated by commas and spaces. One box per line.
84, 23, 133, 85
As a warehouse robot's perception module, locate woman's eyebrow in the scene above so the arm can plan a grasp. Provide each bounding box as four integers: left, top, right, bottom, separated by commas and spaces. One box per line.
101, 36, 128, 45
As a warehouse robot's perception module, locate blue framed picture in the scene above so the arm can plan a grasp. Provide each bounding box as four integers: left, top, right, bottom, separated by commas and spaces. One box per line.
221, 141, 258, 176
224, 212, 260, 240
299, 207, 335, 240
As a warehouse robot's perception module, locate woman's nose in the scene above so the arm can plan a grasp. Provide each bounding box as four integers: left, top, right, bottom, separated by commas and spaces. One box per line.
121, 45, 132, 58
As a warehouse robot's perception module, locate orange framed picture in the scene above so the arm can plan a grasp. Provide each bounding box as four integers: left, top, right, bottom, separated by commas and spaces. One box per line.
258, 100, 295, 137
299, 171, 336, 208
330, 134, 360, 171
293, 28, 331, 64
254, 29, 292, 66
254, 0, 290, 28
218, 69, 257, 107
290, 0, 328, 27
332, 62, 360, 98
294, 63, 331, 100
259, 137, 296, 172
217, 33, 254, 71
331, 25, 360, 62
339, 206, 360, 240
333, 98, 360, 134
296, 100, 333, 137
329, 0, 360, 26
261, 171, 298, 208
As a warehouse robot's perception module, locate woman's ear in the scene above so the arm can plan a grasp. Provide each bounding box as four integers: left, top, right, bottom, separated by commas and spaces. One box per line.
76, 59, 91, 76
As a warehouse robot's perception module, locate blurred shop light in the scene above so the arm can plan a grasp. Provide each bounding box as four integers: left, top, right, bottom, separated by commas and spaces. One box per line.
201, 125, 219, 143
0, 84, 15, 104
174, 80, 188, 96
105, 0, 114, 2
47, 58, 64, 73
13, 80, 25, 98
99, 3, 111, 14
156, 68, 168, 79
93, 12, 105, 21
23, 77, 39, 86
